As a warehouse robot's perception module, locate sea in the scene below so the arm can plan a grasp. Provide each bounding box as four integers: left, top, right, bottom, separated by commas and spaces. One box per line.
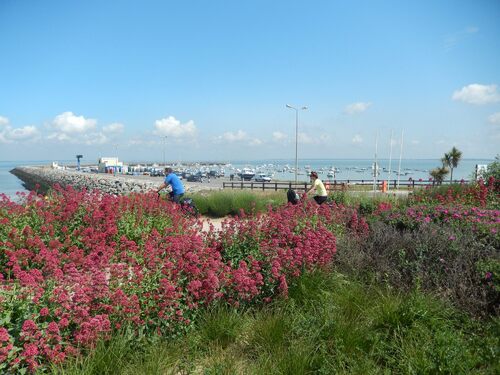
0, 158, 493, 200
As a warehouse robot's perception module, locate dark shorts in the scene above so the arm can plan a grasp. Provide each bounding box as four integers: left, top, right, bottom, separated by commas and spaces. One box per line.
169, 192, 184, 204
314, 195, 328, 205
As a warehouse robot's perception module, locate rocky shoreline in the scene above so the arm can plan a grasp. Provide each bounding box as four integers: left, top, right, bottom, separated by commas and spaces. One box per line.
11, 166, 169, 195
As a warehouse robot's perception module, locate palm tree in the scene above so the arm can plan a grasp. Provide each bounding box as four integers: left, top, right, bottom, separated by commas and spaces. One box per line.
441, 147, 462, 183
430, 166, 449, 185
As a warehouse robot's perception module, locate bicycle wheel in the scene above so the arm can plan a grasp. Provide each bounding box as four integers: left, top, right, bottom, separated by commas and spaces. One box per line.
185, 203, 199, 218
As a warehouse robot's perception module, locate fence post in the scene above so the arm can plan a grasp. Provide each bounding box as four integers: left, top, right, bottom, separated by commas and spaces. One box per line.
275, 183, 278, 191
262, 183, 265, 191
241, 182, 243, 189
251, 182, 253, 190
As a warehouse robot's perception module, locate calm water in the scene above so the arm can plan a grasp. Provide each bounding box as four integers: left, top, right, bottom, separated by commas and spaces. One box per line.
0, 160, 73, 199
0, 161, 31, 198
0, 158, 493, 199
229, 158, 493, 182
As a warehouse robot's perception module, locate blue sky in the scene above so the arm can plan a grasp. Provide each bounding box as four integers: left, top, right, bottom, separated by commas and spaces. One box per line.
0, 0, 499, 162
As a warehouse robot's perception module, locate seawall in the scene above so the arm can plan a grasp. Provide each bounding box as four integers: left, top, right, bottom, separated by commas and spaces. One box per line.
10, 166, 158, 195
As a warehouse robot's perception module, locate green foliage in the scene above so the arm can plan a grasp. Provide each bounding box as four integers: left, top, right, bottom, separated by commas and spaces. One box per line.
191, 190, 285, 217
442, 146, 463, 182
116, 211, 172, 244
336, 220, 499, 315
430, 166, 449, 184
53, 271, 499, 374
482, 155, 500, 186
197, 306, 243, 349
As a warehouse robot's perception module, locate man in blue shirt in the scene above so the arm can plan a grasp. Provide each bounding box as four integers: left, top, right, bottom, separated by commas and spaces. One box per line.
156, 167, 185, 203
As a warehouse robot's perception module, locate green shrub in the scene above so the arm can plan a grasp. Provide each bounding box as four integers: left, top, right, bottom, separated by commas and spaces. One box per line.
335, 221, 499, 316
53, 271, 499, 374
191, 190, 285, 217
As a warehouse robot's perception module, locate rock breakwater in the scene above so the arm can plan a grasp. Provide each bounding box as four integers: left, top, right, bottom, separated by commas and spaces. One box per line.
11, 166, 158, 195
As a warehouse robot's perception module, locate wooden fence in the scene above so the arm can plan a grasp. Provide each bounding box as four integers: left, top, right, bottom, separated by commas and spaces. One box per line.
222, 179, 470, 192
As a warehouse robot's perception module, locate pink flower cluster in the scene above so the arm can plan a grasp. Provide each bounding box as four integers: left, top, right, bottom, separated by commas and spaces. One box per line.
0, 187, 344, 372
412, 178, 499, 208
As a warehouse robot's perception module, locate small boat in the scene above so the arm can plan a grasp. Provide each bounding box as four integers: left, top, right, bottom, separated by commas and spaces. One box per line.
238, 167, 256, 181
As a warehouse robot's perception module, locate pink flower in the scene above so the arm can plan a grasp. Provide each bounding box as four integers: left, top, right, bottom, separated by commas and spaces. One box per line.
40, 307, 49, 317
0, 328, 10, 342
47, 322, 60, 334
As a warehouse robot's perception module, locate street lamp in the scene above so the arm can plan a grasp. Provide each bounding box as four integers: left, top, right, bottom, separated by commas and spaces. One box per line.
286, 104, 308, 183
162, 136, 167, 167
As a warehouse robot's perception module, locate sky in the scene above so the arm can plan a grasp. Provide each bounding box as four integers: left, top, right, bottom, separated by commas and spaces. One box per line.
0, 0, 499, 163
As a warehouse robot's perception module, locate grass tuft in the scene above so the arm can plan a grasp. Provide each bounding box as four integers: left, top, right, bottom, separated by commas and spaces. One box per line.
54, 271, 499, 374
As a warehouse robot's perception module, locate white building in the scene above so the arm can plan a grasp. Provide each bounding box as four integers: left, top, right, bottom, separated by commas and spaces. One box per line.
98, 157, 128, 174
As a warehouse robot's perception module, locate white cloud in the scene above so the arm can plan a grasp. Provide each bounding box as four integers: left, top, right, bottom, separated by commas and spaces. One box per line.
103, 122, 124, 134
249, 138, 263, 146
83, 132, 108, 145
0, 117, 40, 143
212, 130, 263, 146
216, 130, 248, 142
298, 132, 314, 144
47, 132, 72, 142
452, 84, 500, 105
344, 102, 372, 115
52, 111, 97, 133
352, 134, 363, 144
488, 112, 500, 125
0, 116, 9, 127
154, 116, 197, 138
6, 126, 39, 141
272, 131, 288, 141
411, 140, 420, 145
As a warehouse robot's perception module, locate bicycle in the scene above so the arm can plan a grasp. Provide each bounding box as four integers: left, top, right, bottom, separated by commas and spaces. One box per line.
158, 191, 199, 218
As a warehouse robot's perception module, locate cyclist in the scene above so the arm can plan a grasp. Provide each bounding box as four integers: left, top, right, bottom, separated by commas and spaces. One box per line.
307, 171, 328, 205
156, 167, 185, 203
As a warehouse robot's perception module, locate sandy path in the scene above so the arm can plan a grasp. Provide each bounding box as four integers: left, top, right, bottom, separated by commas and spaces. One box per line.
201, 217, 225, 232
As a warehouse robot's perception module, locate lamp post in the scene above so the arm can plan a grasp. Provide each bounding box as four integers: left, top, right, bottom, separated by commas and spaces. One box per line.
162, 136, 167, 167
286, 104, 308, 183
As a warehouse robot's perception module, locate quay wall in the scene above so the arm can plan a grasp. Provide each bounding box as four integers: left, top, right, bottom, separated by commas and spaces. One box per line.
10, 166, 158, 195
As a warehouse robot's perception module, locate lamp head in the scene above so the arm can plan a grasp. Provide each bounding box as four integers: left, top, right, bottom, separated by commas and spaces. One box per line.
286, 104, 292, 108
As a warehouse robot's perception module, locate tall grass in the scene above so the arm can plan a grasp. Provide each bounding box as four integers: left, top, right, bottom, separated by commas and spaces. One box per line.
53, 271, 499, 374
329, 190, 408, 213
191, 189, 407, 218
191, 190, 286, 217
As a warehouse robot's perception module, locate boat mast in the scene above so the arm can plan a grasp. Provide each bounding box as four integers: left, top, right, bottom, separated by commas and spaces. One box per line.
373, 131, 379, 192
388, 129, 394, 191
397, 130, 404, 190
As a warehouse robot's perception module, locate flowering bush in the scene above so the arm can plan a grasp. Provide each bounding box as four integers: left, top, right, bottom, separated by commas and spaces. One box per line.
0, 187, 341, 372
375, 204, 499, 247
350, 186, 500, 315
410, 178, 499, 209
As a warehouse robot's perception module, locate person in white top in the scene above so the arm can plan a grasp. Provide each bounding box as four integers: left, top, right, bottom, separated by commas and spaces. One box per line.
307, 171, 328, 205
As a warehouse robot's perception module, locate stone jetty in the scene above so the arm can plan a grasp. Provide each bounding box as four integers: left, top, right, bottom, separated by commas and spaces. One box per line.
10, 166, 226, 195
11, 166, 159, 195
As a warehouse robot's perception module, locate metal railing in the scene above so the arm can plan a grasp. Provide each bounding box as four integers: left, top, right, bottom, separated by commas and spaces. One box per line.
222, 179, 470, 191
222, 181, 347, 192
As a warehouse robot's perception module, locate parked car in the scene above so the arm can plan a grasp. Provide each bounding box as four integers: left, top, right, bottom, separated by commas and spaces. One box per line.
255, 173, 272, 182
186, 174, 203, 182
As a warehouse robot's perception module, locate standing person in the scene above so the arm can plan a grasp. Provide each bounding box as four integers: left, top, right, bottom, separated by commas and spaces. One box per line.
157, 167, 185, 203
307, 171, 328, 205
